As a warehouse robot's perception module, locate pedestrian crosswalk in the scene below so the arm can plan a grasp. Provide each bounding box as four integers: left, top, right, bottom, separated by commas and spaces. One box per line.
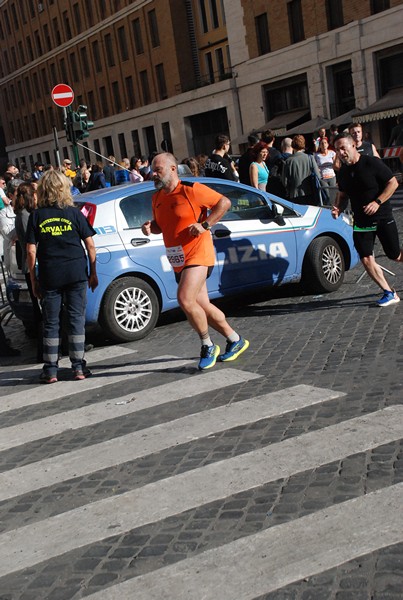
0, 346, 401, 599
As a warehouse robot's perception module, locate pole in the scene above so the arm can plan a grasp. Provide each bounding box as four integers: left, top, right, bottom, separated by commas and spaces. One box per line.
53, 126, 61, 168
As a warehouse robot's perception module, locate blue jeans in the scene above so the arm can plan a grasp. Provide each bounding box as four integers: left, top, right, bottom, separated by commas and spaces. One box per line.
41, 281, 87, 376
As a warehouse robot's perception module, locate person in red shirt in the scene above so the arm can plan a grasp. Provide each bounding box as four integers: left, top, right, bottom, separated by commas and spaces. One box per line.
141, 153, 249, 370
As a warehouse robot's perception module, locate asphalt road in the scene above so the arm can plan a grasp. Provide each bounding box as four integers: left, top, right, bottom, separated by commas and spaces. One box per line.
0, 192, 402, 600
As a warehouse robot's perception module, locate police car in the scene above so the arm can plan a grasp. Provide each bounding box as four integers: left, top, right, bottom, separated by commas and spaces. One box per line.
7, 179, 359, 342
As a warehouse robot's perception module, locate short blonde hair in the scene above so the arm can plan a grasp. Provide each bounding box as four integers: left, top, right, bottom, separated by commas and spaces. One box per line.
37, 170, 74, 209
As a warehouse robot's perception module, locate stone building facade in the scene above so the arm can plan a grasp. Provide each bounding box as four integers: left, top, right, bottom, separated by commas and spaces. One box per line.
0, 0, 402, 168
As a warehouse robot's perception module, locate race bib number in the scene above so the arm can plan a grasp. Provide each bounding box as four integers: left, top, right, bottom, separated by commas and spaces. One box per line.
166, 245, 185, 267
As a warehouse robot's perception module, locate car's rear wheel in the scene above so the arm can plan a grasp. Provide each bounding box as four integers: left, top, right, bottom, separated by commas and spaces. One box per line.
303, 236, 345, 293
99, 277, 160, 342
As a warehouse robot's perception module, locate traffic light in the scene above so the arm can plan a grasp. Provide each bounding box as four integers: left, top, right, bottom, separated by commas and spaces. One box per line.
64, 109, 75, 143
64, 106, 94, 143
74, 105, 94, 140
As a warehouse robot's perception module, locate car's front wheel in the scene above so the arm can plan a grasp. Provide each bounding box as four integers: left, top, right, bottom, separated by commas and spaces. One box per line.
99, 277, 160, 342
303, 236, 345, 293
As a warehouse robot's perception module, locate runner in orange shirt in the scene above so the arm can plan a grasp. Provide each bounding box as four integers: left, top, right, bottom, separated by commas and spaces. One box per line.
142, 153, 249, 370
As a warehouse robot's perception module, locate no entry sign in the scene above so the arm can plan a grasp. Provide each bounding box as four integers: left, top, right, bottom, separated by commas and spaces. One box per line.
51, 84, 74, 107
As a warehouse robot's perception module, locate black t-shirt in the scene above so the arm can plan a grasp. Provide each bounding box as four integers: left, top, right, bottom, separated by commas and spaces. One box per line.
356, 141, 374, 156
204, 153, 237, 180
26, 205, 96, 290
338, 155, 393, 226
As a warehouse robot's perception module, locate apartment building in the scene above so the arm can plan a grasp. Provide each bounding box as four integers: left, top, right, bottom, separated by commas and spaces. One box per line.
0, 0, 402, 169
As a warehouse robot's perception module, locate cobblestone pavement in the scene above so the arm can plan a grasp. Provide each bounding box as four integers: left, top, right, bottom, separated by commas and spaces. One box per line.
0, 195, 402, 600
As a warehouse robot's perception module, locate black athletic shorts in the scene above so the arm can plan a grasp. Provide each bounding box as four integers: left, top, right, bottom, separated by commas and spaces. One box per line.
175, 265, 214, 284
353, 217, 401, 260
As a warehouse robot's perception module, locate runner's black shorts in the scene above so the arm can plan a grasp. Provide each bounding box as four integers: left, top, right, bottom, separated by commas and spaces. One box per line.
175, 265, 214, 284
353, 217, 401, 260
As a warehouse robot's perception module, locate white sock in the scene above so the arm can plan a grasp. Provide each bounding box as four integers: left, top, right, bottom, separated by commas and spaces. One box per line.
227, 331, 240, 343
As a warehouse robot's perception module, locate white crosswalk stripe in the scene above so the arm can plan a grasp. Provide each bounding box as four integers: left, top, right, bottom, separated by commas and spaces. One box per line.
0, 352, 401, 598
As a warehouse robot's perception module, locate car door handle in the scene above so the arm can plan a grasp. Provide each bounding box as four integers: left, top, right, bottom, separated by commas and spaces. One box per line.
213, 229, 231, 238
131, 238, 150, 247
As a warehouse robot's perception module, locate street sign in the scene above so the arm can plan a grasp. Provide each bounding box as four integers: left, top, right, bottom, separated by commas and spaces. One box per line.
51, 84, 74, 108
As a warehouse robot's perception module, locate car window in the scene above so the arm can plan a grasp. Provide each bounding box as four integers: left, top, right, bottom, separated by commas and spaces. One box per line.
204, 182, 269, 221
120, 190, 154, 229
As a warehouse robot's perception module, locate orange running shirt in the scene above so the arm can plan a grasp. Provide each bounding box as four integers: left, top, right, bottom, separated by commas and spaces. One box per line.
152, 181, 222, 272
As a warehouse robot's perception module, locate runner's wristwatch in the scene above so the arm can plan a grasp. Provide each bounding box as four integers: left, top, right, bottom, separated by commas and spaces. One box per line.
375, 198, 382, 206
201, 221, 211, 230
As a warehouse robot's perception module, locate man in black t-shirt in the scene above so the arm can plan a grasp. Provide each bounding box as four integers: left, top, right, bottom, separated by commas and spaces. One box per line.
204, 135, 237, 181
332, 133, 402, 307
348, 123, 380, 158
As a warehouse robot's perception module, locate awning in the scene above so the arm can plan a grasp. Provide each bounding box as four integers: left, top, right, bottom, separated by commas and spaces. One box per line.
286, 115, 328, 136
352, 88, 403, 123
255, 109, 310, 135
323, 109, 356, 129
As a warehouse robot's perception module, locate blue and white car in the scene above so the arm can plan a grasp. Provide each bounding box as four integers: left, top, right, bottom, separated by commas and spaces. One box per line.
7, 179, 359, 342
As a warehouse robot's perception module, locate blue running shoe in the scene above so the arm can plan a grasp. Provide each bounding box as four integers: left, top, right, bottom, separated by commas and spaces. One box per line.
376, 290, 400, 307
198, 344, 220, 370
219, 337, 249, 362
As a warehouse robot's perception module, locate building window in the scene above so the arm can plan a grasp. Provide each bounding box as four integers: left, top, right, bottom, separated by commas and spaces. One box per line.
41, 68, 48, 91
371, 0, 390, 13
264, 75, 309, 118
43, 24, 52, 52
27, 36, 34, 61
326, 0, 344, 30
28, 0, 35, 18
63, 11, 72, 41
88, 91, 96, 119
118, 133, 127, 159
125, 76, 135, 109
34, 30, 43, 56
215, 48, 225, 79
4, 10, 11, 34
328, 61, 355, 117
131, 130, 141, 157
70, 53, 79, 82
155, 64, 167, 100
205, 52, 214, 83
118, 26, 129, 61
80, 47, 90, 77
148, 10, 160, 47
86, 3, 95, 27
73, 4, 82, 34
59, 57, 67, 83
99, 86, 109, 117
53, 19, 61, 46
99, 0, 107, 19
11, 3, 19, 29
377, 46, 403, 94
49, 63, 57, 85
161, 122, 173, 153
112, 81, 122, 112
20, 2, 27, 24
18, 41, 25, 65
255, 13, 270, 55
132, 19, 144, 54
11, 46, 17, 70
0, 21, 4, 41
24, 77, 32, 99
104, 34, 115, 67
140, 70, 151, 104
199, 0, 208, 33
288, 0, 305, 44
92, 41, 102, 73
209, 0, 219, 28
